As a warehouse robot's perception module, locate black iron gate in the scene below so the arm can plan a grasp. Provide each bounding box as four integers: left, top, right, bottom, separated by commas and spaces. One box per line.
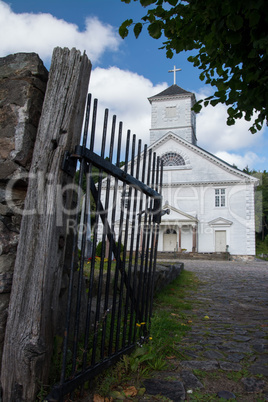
46, 94, 164, 400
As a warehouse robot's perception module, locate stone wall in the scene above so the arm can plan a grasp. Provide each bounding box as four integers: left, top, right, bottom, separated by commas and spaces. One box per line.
0, 53, 48, 366
153, 263, 184, 293
157, 251, 231, 261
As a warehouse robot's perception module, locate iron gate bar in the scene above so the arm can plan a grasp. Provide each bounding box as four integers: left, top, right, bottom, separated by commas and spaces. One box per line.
91, 107, 109, 366
149, 158, 163, 321
46, 344, 136, 401
122, 133, 137, 347
141, 151, 156, 327
82, 131, 144, 356
81, 98, 99, 372
123, 138, 142, 347
115, 130, 131, 353
59, 93, 93, 385
47, 94, 164, 401
100, 113, 117, 361
72, 145, 161, 203
107, 121, 123, 356
74, 96, 97, 376
136, 148, 152, 327
132, 143, 148, 342
146, 156, 161, 326
89, 109, 106, 362
89, 177, 139, 312
143, 152, 156, 326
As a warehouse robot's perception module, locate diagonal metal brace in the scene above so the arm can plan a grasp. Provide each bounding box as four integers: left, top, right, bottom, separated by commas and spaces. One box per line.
90, 176, 141, 316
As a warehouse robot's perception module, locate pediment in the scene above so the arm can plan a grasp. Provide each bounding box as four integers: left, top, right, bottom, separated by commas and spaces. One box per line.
208, 217, 233, 226
150, 132, 259, 185
161, 203, 198, 223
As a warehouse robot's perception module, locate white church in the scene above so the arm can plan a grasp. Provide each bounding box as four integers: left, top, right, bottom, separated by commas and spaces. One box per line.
146, 81, 258, 257
100, 74, 258, 259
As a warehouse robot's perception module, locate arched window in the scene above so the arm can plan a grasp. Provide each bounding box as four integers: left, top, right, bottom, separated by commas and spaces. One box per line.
165, 229, 177, 234
162, 152, 185, 166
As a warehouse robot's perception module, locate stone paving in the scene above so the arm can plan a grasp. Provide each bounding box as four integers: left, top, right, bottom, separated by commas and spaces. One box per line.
142, 259, 268, 401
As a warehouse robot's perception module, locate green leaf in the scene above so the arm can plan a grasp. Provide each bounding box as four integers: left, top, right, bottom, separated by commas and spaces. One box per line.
119, 0, 268, 132
199, 72, 205, 81
248, 10, 260, 27
227, 107, 235, 116
249, 126, 257, 134
166, 48, 173, 59
167, 0, 178, 5
226, 31, 242, 45
192, 103, 202, 113
119, 19, 133, 39
226, 15, 244, 31
210, 99, 219, 106
134, 22, 143, 38
140, 0, 157, 6
227, 117, 235, 126
148, 21, 163, 39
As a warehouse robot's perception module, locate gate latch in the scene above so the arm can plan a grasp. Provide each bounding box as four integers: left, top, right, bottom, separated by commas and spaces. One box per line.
161, 209, 170, 217
154, 208, 170, 224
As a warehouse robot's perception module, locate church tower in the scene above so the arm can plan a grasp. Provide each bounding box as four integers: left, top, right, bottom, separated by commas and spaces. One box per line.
148, 84, 197, 145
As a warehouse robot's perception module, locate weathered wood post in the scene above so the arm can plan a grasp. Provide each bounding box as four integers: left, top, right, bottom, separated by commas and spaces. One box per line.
1, 47, 91, 401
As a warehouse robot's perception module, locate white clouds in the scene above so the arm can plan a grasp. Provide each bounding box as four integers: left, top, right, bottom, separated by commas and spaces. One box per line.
0, 1, 121, 63
88, 67, 167, 150
87, 69, 265, 168
196, 101, 264, 153
0, 0, 265, 169
215, 151, 265, 170
195, 89, 266, 169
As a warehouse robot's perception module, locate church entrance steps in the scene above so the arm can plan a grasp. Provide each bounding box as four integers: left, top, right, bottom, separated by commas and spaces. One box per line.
156, 251, 230, 261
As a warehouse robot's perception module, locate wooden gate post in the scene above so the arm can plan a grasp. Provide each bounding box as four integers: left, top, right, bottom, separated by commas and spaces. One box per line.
1, 47, 91, 401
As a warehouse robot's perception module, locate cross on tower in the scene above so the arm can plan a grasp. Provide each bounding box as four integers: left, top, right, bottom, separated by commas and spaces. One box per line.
168, 65, 181, 85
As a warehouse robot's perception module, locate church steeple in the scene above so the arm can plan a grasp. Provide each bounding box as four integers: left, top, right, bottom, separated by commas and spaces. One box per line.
148, 84, 197, 145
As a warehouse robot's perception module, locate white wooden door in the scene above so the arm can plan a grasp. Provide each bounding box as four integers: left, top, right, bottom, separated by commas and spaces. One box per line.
215, 230, 226, 252
163, 234, 177, 251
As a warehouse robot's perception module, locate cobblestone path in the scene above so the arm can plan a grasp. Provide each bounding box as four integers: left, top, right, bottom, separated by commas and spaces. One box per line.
144, 259, 268, 401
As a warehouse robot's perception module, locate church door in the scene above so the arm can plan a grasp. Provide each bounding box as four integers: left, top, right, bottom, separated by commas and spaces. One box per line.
163, 229, 177, 251
215, 230, 226, 252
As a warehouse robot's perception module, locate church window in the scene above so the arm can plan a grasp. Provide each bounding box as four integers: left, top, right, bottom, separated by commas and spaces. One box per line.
162, 152, 185, 166
165, 106, 177, 118
121, 190, 130, 208
215, 188, 225, 207
165, 229, 177, 234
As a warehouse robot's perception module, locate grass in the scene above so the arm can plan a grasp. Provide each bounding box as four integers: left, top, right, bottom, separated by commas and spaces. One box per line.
92, 269, 198, 399
46, 268, 198, 400
226, 369, 249, 382
83, 258, 116, 277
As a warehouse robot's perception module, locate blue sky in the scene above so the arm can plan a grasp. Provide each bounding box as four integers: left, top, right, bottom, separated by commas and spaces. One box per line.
1, 0, 267, 171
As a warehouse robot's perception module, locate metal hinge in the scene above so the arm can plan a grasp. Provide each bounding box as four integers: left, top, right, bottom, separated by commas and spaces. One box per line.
61, 151, 79, 178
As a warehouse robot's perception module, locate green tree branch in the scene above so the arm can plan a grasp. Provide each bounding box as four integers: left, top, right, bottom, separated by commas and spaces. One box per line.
120, 0, 268, 134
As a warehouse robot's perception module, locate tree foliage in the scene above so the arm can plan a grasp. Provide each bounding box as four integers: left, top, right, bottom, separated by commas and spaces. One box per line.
244, 168, 268, 240
120, 0, 268, 133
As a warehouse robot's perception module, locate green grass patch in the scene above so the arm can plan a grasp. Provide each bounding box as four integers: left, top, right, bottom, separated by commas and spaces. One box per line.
154, 270, 198, 308
149, 270, 198, 357
93, 269, 199, 398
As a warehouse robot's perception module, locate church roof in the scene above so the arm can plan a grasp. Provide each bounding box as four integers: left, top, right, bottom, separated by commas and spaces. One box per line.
148, 84, 193, 102
150, 131, 259, 185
